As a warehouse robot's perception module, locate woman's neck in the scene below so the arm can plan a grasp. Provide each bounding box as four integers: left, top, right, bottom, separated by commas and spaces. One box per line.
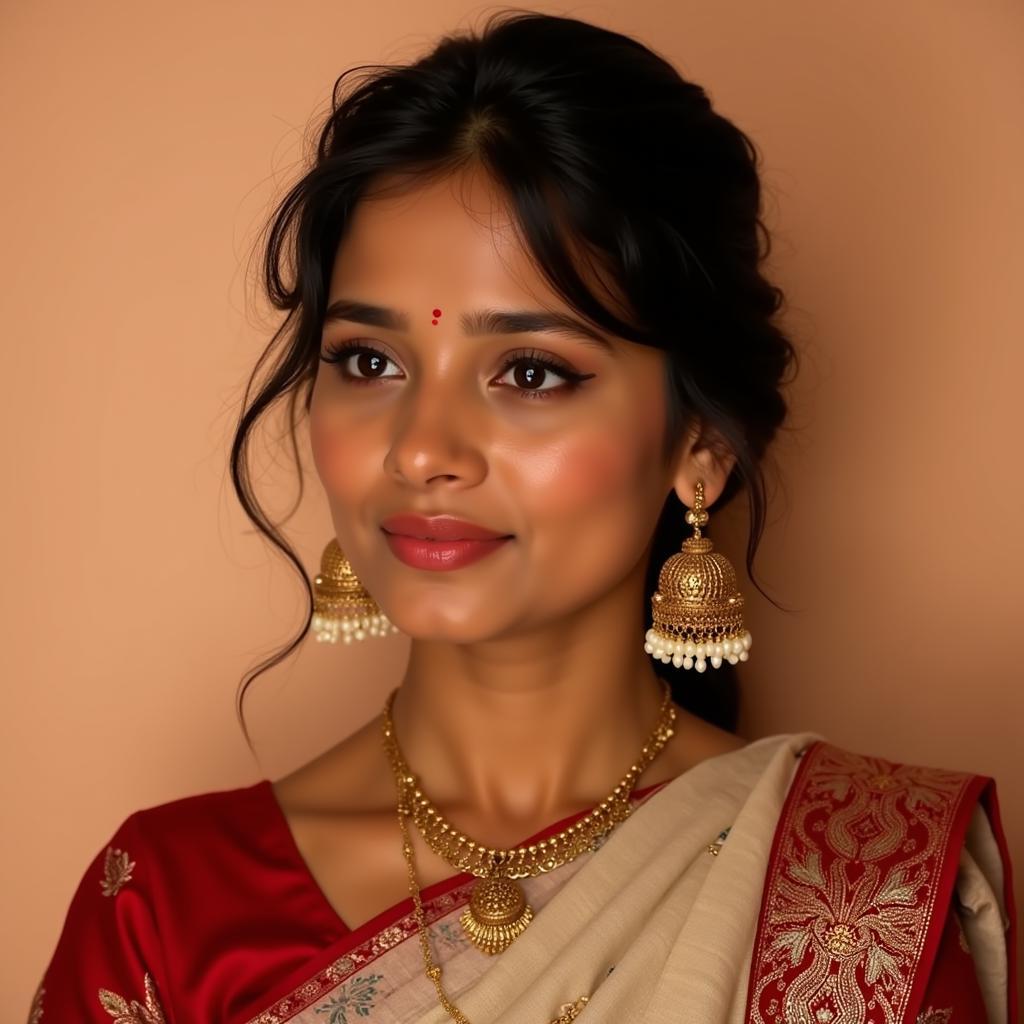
390, 625, 672, 825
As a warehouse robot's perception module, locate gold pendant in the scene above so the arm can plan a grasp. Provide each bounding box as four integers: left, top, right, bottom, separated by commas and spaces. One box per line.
459, 875, 535, 955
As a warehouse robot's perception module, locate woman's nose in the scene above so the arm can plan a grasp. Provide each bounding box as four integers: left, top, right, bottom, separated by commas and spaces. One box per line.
383, 380, 489, 488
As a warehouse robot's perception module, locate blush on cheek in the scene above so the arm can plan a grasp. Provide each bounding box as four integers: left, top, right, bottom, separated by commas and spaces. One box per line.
309, 417, 353, 493
540, 383, 666, 516
534, 437, 643, 518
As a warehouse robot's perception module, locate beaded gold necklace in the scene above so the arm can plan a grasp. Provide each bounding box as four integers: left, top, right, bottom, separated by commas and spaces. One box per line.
380, 681, 677, 1023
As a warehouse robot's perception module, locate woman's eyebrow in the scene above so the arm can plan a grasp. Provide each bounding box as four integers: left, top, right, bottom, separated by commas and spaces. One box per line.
323, 298, 613, 351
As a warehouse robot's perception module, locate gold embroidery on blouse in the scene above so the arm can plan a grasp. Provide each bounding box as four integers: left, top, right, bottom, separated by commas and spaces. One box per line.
97, 971, 166, 1023
916, 1008, 952, 1024
27, 980, 44, 1023
101, 846, 136, 897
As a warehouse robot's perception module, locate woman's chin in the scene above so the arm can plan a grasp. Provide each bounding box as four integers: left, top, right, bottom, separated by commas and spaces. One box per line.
384, 611, 516, 646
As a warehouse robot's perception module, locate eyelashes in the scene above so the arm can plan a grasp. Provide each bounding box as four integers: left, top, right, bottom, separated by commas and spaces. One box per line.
319, 339, 596, 401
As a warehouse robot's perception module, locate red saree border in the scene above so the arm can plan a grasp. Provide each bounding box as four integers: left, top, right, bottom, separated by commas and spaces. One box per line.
243, 776, 672, 1024
743, 740, 999, 1024
244, 877, 479, 1024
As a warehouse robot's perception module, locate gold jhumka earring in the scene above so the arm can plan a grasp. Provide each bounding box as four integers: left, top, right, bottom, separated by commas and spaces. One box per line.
310, 538, 400, 643
644, 480, 752, 671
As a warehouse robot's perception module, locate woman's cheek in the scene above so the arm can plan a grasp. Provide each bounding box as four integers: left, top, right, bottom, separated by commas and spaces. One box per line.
529, 434, 642, 518
309, 412, 354, 495
538, 378, 665, 514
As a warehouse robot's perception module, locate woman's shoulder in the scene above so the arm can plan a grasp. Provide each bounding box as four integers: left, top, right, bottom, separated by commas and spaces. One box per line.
123, 777, 273, 851
708, 727, 1001, 794
37, 775, 360, 1022
784, 737, 1000, 803
90, 777, 295, 917
91, 777, 346, 950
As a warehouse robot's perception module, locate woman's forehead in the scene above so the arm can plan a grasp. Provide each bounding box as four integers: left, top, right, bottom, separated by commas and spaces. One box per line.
331, 168, 627, 325
330, 173, 563, 308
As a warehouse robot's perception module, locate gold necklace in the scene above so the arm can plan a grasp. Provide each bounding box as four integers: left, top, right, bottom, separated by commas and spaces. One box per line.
381, 680, 677, 1022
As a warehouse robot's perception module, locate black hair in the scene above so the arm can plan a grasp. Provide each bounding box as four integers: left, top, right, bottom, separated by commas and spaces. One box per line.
230, 8, 798, 750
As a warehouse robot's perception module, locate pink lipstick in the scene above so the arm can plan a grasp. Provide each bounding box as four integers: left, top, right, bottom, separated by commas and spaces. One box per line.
380, 513, 513, 572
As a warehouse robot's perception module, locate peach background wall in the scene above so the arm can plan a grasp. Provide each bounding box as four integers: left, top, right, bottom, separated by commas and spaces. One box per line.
3, 0, 1021, 1014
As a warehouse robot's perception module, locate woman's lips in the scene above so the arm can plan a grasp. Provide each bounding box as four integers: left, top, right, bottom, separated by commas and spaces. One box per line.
382, 530, 512, 571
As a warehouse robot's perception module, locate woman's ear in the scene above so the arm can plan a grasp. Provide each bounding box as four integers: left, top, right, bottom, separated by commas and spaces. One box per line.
670, 423, 737, 509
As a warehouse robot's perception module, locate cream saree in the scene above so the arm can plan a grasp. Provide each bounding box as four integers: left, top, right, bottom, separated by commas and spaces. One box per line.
245, 731, 1014, 1024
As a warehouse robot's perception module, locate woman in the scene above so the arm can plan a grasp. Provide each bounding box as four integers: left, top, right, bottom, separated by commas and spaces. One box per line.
29, 11, 1015, 1023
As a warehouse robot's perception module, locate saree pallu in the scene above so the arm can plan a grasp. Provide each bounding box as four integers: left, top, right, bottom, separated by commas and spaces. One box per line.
28, 732, 1016, 1023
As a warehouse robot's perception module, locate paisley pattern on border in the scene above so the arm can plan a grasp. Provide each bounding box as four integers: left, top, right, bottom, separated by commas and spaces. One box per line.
98, 971, 167, 1023
747, 742, 975, 1024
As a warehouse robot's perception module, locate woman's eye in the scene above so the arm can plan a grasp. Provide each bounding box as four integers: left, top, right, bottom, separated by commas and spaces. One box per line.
319, 341, 595, 400
320, 341, 402, 382
493, 349, 595, 399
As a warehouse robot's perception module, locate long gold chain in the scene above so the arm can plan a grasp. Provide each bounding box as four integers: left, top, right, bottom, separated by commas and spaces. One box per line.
382, 679, 677, 1023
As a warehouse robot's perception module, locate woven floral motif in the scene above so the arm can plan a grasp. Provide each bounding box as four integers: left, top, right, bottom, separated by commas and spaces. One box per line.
747, 743, 975, 1024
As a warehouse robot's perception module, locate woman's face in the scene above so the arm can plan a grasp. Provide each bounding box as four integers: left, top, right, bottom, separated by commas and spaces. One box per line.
308, 166, 682, 643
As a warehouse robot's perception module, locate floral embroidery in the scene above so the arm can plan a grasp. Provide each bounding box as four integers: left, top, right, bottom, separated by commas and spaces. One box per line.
748, 743, 975, 1024
101, 846, 135, 897
369, 925, 405, 956
326, 956, 357, 980
432, 920, 471, 953
27, 980, 44, 1022
916, 1008, 952, 1024
313, 973, 383, 1022
97, 971, 167, 1023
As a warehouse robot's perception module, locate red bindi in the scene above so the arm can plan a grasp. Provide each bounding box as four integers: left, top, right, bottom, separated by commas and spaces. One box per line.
431, 307, 441, 325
